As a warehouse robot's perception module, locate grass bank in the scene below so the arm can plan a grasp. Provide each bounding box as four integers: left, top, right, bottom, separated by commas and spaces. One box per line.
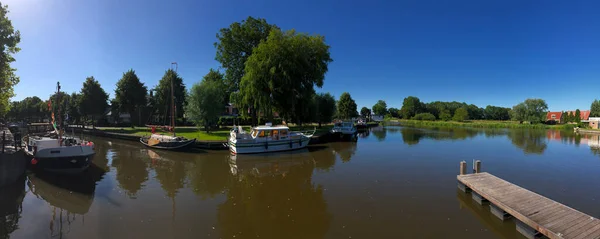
96, 124, 334, 141
389, 119, 577, 130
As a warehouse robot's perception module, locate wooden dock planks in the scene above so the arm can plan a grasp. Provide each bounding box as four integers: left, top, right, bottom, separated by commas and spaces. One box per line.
458, 172, 600, 239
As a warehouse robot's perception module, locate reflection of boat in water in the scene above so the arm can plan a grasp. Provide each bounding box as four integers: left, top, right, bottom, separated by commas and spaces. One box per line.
27, 165, 103, 215
228, 149, 313, 177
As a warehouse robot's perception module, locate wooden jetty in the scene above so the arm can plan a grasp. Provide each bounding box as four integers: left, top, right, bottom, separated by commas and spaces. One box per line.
457, 161, 600, 239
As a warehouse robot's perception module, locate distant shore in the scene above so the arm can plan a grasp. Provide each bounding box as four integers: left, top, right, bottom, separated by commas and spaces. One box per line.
386, 119, 576, 130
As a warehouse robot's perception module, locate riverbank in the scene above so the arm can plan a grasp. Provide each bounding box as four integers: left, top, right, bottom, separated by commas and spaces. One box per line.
69, 125, 339, 149
387, 119, 576, 130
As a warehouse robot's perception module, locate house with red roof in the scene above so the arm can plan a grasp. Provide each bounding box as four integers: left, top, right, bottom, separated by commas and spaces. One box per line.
546, 111, 563, 123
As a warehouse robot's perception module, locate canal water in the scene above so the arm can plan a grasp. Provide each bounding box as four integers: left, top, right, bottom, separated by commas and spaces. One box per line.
2, 126, 600, 238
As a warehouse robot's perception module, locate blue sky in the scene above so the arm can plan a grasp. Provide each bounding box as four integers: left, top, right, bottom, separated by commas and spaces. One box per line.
5, 0, 600, 111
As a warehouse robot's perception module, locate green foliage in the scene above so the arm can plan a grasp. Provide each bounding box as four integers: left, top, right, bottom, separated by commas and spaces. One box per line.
411, 112, 436, 121
400, 96, 424, 119
452, 107, 469, 122
314, 92, 336, 127
360, 107, 371, 119
567, 111, 574, 123
214, 17, 277, 102
439, 109, 452, 121
153, 69, 187, 122
575, 109, 581, 123
484, 105, 511, 120
115, 69, 148, 126
185, 69, 227, 132
239, 28, 332, 123
397, 119, 557, 129
337, 92, 357, 119
511, 99, 547, 123
465, 104, 484, 120
0, 4, 20, 116
591, 100, 600, 117
372, 100, 387, 115
388, 107, 400, 118
79, 77, 109, 124
7, 96, 46, 122
67, 93, 82, 124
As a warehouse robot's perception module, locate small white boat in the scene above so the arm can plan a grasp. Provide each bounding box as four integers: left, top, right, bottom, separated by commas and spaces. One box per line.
331, 121, 357, 135
228, 123, 314, 154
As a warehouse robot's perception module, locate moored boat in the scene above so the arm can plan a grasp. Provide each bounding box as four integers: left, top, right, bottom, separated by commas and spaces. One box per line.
228, 123, 314, 154
140, 134, 196, 150
24, 135, 95, 174
331, 121, 358, 135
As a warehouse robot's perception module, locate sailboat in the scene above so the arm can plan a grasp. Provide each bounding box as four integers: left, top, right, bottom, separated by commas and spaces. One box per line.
140, 63, 196, 150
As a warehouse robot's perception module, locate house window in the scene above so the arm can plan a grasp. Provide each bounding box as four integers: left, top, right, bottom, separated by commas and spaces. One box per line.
551, 115, 556, 119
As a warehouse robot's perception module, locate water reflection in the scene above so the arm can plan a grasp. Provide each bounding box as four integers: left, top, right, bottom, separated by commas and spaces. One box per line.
371, 126, 386, 141
400, 127, 479, 145
27, 165, 104, 238
330, 142, 357, 163
221, 151, 330, 239
507, 130, 547, 154
0, 176, 25, 239
112, 149, 150, 198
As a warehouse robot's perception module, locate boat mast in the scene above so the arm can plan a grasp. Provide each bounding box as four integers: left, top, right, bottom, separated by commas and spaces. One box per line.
171, 62, 177, 137
56, 82, 63, 146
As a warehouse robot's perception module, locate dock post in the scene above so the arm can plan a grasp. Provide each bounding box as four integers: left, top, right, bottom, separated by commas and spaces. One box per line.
475, 160, 481, 173
471, 191, 488, 205
515, 220, 542, 239
490, 203, 511, 221
460, 161, 467, 175
2, 131, 5, 154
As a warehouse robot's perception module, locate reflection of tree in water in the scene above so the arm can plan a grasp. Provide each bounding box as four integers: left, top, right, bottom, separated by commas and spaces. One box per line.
400, 127, 479, 145
330, 142, 357, 163
89, 138, 111, 173
401, 128, 424, 145
218, 160, 330, 239
507, 129, 547, 154
152, 157, 186, 199
0, 176, 25, 239
357, 129, 370, 139
187, 156, 231, 199
371, 126, 386, 141
313, 148, 336, 171
112, 149, 149, 198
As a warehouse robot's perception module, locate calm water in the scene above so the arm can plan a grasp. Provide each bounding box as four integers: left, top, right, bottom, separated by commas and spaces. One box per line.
2, 126, 600, 239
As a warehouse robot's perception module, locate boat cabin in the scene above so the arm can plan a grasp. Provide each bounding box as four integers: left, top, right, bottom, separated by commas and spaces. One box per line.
250, 126, 290, 141
334, 121, 354, 129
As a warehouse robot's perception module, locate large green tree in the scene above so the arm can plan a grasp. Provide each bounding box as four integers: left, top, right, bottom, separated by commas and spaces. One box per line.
372, 100, 388, 116
185, 69, 226, 132
336, 92, 357, 119
0, 4, 20, 116
388, 107, 400, 118
452, 107, 469, 122
313, 92, 336, 128
115, 69, 148, 126
153, 69, 187, 124
360, 107, 371, 119
239, 28, 332, 123
400, 96, 424, 119
215, 17, 278, 99
80, 77, 109, 127
575, 109, 581, 123
511, 99, 548, 123
591, 100, 600, 117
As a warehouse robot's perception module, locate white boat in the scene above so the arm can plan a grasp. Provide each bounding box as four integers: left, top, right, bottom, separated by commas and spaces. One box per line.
228, 123, 314, 154
24, 135, 95, 174
330, 121, 357, 135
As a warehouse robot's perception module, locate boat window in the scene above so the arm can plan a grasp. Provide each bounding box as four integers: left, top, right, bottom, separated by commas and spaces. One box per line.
258, 130, 266, 137
251, 130, 258, 138
280, 130, 288, 136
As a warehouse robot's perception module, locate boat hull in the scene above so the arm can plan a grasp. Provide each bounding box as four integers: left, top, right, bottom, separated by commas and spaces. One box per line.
27, 152, 95, 174
229, 138, 311, 154
140, 137, 196, 151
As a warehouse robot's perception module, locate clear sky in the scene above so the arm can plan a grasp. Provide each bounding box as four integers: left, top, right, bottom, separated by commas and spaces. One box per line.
4, 0, 600, 111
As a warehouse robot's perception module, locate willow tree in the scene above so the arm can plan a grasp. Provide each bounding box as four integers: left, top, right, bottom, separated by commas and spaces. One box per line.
239, 28, 332, 124
0, 4, 21, 115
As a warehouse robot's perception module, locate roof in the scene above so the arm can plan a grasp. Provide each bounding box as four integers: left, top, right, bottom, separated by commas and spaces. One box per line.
546, 111, 562, 121
564, 110, 590, 120
253, 125, 289, 130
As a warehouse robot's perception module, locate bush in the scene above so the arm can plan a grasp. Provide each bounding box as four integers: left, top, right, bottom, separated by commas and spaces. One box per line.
411, 113, 436, 121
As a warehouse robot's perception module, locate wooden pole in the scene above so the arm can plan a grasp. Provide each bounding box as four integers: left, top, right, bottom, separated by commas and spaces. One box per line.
475, 160, 482, 173
460, 161, 467, 175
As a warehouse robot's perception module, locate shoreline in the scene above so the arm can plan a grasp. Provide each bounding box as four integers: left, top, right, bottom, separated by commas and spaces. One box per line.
386, 119, 575, 130
68, 126, 368, 149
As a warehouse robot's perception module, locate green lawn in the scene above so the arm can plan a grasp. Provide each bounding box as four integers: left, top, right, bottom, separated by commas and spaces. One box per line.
96, 124, 334, 141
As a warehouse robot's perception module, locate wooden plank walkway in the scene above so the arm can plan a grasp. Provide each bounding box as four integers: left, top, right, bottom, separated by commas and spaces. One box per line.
458, 172, 600, 239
